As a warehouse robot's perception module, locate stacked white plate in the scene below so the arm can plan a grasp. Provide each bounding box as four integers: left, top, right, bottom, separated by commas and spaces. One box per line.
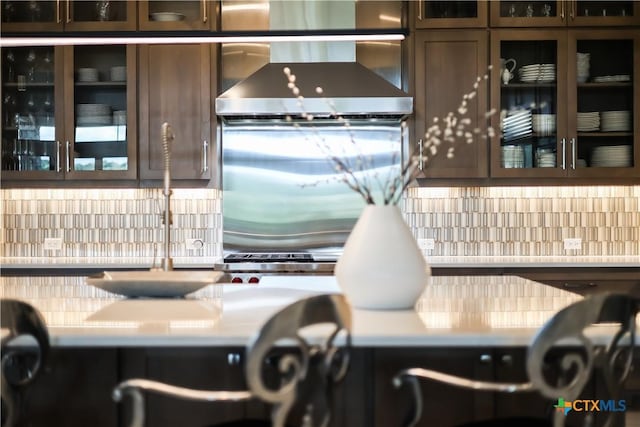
502, 109, 532, 142
536, 147, 556, 167
532, 113, 556, 136
593, 75, 631, 83
577, 112, 600, 131
150, 12, 186, 21
502, 145, 525, 168
77, 67, 99, 82
601, 110, 631, 132
518, 64, 556, 83
591, 145, 632, 167
76, 103, 112, 126
576, 52, 590, 83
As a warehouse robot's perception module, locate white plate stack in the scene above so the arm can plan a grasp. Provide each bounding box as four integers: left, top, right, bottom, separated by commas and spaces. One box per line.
502, 145, 525, 168
77, 67, 99, 82
532, 114, 556, 136
76, 103, 112, 126
536, 147, 556, 168
591, 145, 632, 167
577, 112, 600, 131
593, 75, 631, 83
601, 110, 631, 132
577, 53, 590, 83
502, 109, 532, 142
518, 64, 556, 83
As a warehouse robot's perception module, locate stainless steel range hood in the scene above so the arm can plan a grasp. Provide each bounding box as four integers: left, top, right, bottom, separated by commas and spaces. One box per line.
215, 61, 413, 120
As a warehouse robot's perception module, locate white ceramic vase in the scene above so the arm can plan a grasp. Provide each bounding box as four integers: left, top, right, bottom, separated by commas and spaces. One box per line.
335, 204, 431, 310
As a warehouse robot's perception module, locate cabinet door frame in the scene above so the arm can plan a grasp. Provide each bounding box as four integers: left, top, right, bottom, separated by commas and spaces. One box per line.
138, 0, 215, 31
0, 0, 137, 33
414, 0, 488, 29
565, 29, 640, 179
138, 43, 213, 181
414, 29, 490, 179
63, 44, 138, 181
489, 29, 569, 178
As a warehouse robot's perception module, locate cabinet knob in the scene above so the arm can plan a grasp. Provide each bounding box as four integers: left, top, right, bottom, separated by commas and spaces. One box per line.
227, 353, 241, 365
479, 354, 492, 364
500, 354, 513, 366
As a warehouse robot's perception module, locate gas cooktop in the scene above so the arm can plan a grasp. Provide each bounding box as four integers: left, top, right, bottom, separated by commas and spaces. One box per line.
223, 253, 315, 263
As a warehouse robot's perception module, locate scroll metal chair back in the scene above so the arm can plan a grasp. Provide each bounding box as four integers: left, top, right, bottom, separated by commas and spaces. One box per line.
113, 293, 352, 427
1, 298, 50, 427
393, 292, 638, 427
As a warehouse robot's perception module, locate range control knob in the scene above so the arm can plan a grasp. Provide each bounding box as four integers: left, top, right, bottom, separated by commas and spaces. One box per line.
231, 277, 243, 283
248, 277, 260, 284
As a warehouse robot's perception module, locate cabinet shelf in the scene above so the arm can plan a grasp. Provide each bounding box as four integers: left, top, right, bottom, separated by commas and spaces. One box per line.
3, 82, 54, 88
75, 82, 127, 88
578, 82, 632, 88
502, 83, 557, 88
577, 131, 633, 137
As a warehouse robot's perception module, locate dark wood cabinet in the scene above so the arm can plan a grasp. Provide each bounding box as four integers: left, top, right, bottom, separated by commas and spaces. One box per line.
0, 0, 137, 32
413, 30, 490, 179
138, 0, 216, 31
138, 43, 215, 182
1, 44, 137, 181
489, 29, 639, 179
490, 1, 640, 27
515, 268, 640, 296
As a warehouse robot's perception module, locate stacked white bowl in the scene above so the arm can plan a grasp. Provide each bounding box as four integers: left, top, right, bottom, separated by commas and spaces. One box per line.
576, 52, 590, 83
536, 147, 556, 168
532, 114, 556, 136
110, 66, 126, 82
502, 145, 525, 168
76, 103, 112, 126
77, 67, 99, 82
601, 110, 631, 132
591, 145, 632, 167
577, 112, 600, 131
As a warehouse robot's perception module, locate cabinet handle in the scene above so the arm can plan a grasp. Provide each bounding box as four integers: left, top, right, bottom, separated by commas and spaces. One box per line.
56, 0, 61, 23
66, 0, 71, 23
479, 354, 492, 364
418, 139, 424, 171
65, 140, 70, 172
202, 0, 208, 23
560, 1, 565, 20
56, 141, 61, 172
201, 140, 209, 173
417, 0, 423, 21
570, 1, 576, 20
570, 138, 576, 170
561, 138, 566, 170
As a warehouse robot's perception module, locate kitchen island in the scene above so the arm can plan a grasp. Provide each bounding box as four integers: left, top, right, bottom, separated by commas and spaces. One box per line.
1, 275, 636, 427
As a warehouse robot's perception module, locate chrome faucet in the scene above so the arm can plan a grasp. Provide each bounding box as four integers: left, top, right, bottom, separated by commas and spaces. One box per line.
161, 122, 174, 271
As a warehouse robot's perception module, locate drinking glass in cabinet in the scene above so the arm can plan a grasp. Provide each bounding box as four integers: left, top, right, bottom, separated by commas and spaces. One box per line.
423, 1, 478, 19
575, 1, 634, 18
1, 0, 56, 23
500, 0, 558, 18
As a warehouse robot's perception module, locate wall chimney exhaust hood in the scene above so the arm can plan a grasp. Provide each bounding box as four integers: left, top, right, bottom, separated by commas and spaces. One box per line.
216, 0, 411, 120
215, 61, 413, 120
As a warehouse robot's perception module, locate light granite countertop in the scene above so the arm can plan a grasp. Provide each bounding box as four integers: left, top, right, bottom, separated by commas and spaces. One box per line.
1, 255, 639, 269
2, 274, 623, 348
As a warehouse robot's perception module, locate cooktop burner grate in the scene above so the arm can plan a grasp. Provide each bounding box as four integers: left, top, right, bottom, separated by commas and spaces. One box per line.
224, 253, 314, 263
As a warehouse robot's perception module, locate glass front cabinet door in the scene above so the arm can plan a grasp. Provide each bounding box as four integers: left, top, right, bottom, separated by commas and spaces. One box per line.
138, 0, 215, 31
490, 29, 638, 179
490, 1, 640, 27
1, 45, 137, 181
0, 0, 136, 32
414, 0, 488, 28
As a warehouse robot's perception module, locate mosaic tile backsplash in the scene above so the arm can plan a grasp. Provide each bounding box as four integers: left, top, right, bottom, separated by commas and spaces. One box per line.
1, 186, 639, 258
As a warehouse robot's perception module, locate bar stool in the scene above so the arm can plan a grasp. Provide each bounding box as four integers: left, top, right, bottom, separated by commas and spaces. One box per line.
113, 293, 352, 427
1, 299, 50, 427
393, 292, 638, 427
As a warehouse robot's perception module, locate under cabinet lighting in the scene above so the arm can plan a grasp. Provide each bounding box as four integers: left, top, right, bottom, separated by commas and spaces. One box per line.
0, 33, 405, 47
